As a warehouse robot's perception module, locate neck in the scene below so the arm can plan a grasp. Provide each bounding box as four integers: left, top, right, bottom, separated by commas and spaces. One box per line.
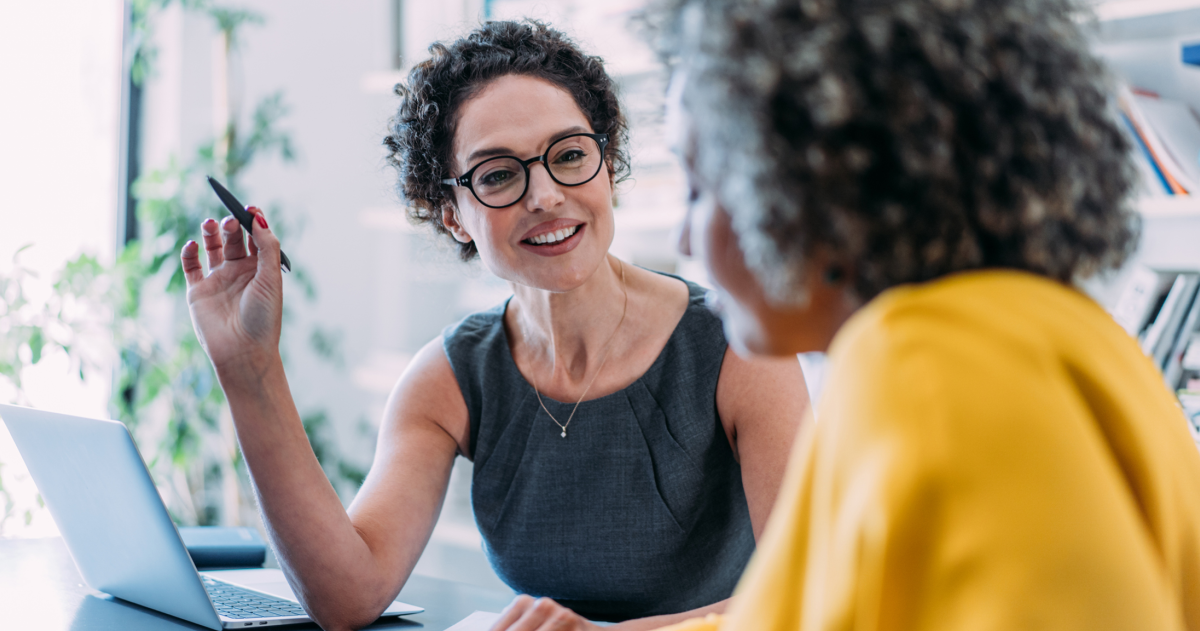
763, 283, 862, 355
508, 255, 627, 384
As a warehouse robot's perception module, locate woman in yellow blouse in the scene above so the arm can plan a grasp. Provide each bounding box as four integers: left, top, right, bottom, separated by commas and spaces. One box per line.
634, 0, 1200, 629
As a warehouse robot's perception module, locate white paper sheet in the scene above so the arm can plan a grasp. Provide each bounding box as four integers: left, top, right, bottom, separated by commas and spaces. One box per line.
445, 611, 501, 631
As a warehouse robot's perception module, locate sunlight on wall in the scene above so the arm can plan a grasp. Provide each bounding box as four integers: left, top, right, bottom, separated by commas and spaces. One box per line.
0, 0, 124, 537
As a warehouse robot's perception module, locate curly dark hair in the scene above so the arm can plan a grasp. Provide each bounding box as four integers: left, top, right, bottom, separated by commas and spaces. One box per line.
383, 20, 630, 261
647, 0, 1139, 302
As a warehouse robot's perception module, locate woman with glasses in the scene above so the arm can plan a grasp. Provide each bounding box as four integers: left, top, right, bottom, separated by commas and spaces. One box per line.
179, 19, 807, 631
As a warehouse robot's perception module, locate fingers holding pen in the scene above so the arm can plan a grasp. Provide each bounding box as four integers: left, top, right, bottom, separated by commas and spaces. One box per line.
201, 218, 224, 270
194, 208, 273, 277
245, 206, 283, 278
246, 206, 263, 257
221, 216, 250, 261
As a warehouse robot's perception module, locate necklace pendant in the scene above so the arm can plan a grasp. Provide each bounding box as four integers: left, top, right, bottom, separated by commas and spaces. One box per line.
561, 430, 567, 438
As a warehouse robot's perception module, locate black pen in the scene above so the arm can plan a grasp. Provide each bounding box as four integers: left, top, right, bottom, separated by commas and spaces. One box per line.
206, 176, 292, 273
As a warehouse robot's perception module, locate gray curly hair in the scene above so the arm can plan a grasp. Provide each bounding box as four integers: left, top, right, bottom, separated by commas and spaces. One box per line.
648, 0, 1139, 303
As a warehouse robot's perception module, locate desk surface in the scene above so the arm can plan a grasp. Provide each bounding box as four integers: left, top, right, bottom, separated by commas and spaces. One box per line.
0, 537, 516, 631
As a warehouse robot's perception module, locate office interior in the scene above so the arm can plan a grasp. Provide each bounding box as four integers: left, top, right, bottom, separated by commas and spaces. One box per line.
3, 0, 1200, 609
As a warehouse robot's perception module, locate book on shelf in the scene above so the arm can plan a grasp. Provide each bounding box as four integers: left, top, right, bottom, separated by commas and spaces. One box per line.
1116, 268, 1200, 390
1112, 266, 1173, 336
1122, 269, 1200, 455
1177, 391, 1200, 452
1139, 273, 1198, 366
1164, 288, 1200, 388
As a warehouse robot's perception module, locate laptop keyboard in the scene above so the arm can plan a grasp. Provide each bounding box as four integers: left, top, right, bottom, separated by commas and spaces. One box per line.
201, 576, 308, 619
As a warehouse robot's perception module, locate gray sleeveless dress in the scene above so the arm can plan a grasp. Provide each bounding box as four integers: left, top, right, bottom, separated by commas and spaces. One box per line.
441, 277, 754, 622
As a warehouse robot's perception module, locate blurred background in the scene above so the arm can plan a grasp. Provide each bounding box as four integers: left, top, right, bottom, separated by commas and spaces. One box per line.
0, 0, 704, 592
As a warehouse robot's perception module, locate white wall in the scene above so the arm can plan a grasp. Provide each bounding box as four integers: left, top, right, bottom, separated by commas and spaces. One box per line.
0, 0, 124, 537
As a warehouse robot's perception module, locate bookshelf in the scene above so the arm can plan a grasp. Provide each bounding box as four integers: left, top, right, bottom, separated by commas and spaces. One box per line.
1091, 2, 1200, 443
1090, 1, 1200, 272
1093, 0, 1200, 27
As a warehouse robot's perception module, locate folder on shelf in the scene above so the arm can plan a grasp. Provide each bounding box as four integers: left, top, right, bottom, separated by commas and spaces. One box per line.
1117, 85, 1200, 201
1121, 111, 1174, 196
1118, 87, 1185, 194
1130, 92, 1200, 188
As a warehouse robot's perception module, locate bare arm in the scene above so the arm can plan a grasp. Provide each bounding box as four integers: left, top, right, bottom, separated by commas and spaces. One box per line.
715, 347, 809, 538
239, 341, 464, 631
181, 213, 465, 631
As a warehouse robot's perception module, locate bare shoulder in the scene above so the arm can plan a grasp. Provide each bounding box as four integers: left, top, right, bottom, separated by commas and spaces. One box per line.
715, 349, 809, 459
378, 336, 471, 458
628, 265, 691, 313
624, 264, 691, 339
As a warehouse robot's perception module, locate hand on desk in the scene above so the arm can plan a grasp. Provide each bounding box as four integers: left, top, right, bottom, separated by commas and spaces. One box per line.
489, 595, 601, 631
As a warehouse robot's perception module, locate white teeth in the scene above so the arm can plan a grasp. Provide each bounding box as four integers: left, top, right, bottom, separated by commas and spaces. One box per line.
528, 225, 578, 245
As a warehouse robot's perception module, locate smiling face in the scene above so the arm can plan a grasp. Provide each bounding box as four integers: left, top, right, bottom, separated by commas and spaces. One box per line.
442, 74, 615, 292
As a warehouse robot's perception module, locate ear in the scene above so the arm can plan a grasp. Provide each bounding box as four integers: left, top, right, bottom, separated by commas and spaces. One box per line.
442, 205, 474, 244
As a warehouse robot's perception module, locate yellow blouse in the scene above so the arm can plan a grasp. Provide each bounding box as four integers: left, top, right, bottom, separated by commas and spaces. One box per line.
662, 270, 1200, 631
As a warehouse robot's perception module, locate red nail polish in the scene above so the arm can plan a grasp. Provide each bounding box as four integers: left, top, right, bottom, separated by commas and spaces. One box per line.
256, 214, 269, 230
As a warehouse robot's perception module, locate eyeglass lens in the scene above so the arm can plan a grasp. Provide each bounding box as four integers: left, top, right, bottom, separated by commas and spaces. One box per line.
470, 135, 604, 207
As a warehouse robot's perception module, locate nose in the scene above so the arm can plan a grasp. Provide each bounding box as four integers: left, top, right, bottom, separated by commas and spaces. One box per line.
523, 161, 565, 211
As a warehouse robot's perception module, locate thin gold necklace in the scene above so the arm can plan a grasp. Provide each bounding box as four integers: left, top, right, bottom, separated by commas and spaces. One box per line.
532, 260, 628, 438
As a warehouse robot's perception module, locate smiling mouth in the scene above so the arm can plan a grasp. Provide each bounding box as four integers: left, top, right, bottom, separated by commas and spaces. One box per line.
523, 225, 579, 246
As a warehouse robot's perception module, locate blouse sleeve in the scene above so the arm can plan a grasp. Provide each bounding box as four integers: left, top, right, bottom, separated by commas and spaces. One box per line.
717, 284, 1193, 630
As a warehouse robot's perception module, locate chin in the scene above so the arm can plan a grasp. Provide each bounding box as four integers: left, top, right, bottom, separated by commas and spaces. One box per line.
494, 252, 600, 293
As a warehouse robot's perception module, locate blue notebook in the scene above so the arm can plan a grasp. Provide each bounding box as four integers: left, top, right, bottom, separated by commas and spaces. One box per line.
178, 526, 267, 569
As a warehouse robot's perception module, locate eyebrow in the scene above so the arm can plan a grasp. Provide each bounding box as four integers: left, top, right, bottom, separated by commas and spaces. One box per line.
463, 126, 591, 168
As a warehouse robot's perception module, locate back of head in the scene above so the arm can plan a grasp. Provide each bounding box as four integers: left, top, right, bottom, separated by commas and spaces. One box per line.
649, 0, 1139, 303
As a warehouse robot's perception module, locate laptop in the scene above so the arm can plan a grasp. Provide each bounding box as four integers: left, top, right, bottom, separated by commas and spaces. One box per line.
0, 404, 424, 630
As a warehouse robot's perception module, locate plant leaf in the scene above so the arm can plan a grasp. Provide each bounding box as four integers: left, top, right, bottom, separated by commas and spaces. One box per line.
28, 329, 43, 364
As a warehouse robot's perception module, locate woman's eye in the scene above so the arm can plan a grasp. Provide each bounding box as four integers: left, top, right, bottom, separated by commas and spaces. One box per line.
479, 170, 514, 187
555, 150, 586, 164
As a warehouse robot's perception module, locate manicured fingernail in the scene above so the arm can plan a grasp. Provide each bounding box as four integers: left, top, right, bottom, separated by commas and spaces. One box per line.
202, 220, 216, 234
255, 214, 268, 230
186, 240, 196, 248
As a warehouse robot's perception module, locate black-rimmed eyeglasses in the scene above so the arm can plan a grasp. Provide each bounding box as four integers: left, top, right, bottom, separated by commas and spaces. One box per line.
441, 133, 609, 209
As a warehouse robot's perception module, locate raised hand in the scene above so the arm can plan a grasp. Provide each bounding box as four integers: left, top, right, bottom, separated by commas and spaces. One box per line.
180, 208, 283, 373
